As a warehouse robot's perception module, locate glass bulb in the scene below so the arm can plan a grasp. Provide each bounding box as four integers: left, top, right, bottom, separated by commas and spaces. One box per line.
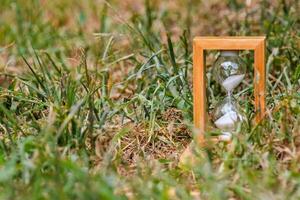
212, 50, 246, 92
212, 96, 244, 137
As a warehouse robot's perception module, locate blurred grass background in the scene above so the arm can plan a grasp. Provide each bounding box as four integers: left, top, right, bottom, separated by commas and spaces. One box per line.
0, 0, 299, 199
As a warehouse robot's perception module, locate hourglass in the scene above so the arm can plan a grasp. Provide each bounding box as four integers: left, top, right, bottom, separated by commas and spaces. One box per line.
212, 50, 246, 141
193, 36, 266, 145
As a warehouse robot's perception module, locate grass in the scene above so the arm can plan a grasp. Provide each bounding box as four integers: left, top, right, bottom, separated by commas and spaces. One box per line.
0, 0, 299, 199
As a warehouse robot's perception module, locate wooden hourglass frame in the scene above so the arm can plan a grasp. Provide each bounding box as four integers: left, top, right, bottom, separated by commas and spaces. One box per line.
193, 36, 266, 145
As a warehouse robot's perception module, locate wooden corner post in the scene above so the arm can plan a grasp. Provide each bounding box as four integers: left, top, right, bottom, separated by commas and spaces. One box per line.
193, 36, 266, 145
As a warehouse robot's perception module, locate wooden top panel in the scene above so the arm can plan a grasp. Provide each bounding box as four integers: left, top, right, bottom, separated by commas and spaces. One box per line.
194, 36, 266, 50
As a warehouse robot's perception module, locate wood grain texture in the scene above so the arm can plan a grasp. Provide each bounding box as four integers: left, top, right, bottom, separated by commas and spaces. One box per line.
194, 36, 265, 50
193, 41, 206, 144
254, 39, 266, 122
193, 36, 266, 145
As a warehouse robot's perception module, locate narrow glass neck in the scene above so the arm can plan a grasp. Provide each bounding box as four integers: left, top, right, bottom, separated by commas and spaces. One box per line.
226, 92, 234, 103
227, 91, 232, 96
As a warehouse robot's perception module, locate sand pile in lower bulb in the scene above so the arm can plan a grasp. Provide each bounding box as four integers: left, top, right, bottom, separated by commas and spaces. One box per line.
214, 111, 240, 141
214, 111, 238, 130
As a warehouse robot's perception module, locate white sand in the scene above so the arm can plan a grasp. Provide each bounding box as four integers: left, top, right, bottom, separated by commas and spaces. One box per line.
214, 111, 238, 130
222, 74, 245, 92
